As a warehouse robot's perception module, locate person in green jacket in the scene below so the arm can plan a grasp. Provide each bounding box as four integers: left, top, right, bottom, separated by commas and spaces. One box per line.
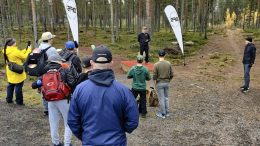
127, 55, 151, 118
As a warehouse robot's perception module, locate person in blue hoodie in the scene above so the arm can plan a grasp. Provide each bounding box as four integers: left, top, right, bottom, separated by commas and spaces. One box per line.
68, 45, 139, 146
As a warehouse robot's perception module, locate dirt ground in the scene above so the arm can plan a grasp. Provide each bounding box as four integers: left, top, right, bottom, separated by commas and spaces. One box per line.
1, 29, 260, 146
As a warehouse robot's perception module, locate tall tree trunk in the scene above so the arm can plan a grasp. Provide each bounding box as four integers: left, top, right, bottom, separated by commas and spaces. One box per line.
16, 0, 22, 43
110, 0, 115, 44
146, 0, 152, 33
115, 0, 119, 41
84, 0, 88, 33
204, 0, 209, 39
92, 0, 96, 36
192, 0, 196, 31
180, 0, 185, 31
31, 0, 38, 47
49, 0, 55, 33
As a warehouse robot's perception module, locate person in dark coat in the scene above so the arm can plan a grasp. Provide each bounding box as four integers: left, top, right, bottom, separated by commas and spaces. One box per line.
241, 37, 256, 93
73, 56, 92, 89
138, 26, 151, 63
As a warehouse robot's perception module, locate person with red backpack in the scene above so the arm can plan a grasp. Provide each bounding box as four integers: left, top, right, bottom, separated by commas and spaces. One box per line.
32, 54, 76, 146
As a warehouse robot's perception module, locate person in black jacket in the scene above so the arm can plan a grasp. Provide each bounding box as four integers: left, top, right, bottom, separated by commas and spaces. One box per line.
138, 26, 151, 63
71, 56, 92, 91
59, 41, 82, 74
241, 37, 256, 93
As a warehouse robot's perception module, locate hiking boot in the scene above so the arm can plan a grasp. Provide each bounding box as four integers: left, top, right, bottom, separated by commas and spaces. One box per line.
44, 111, 48, 116
241, 88, 249, 93
156, 112, 165, 119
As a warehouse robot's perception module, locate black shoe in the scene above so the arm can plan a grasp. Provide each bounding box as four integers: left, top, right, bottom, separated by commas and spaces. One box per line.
44, 111, 48, 116
16, 103, 25, 106
6, 100, 13, 104
241, 88, 249, 93
240, 86, 249, 90
54, 143, 63, 146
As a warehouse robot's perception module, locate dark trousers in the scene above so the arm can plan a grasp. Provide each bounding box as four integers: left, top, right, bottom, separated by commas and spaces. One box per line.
6, 81, 24, 105
132, 89, 147, 115
243, 64, 251, 88
140, 45, 149, 63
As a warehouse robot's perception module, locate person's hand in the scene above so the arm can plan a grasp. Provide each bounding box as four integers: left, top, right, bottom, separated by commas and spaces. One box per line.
74, 41, 79, 48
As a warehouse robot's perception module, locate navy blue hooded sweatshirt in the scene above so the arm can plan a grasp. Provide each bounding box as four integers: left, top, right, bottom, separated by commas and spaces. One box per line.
68, 69, 139, 146
243, 43, 256, 64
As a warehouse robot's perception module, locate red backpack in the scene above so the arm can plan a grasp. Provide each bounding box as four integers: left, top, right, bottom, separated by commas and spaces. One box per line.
42, 69, 71, 101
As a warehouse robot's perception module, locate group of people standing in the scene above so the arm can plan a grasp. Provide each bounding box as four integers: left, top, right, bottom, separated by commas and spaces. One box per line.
2, 26, 256, 146
1, 27, 173, 146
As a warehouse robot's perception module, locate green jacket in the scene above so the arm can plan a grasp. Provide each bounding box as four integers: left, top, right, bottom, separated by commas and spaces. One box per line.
127, 65, 151, 91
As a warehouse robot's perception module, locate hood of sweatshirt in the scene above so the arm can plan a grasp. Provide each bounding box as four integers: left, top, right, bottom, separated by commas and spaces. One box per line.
88, 69, 115, 86
134, 66, 145, 75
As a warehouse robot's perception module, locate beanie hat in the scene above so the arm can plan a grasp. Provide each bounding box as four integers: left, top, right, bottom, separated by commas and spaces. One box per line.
48, 54, 65, 62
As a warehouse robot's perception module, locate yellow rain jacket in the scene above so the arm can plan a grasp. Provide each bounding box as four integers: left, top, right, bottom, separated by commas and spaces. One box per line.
2, 46, 31, 84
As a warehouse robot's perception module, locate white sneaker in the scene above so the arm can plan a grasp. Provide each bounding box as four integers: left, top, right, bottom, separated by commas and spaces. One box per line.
165, 113, 170, 117
156, 113, 166, 119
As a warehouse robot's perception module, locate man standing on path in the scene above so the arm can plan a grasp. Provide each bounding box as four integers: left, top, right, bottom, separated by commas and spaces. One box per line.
153, 50, 173, 119
241, 37, 256, 93
68, 45, 139, 145
138, 26, 151, 63
127, 55, 151, 118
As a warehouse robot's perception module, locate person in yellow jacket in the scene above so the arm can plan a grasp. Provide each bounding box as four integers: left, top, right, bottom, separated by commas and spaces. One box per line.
2, 38, 31, 105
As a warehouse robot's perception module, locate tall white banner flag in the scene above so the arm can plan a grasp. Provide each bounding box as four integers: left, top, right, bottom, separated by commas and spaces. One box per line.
63, 0, 79, 43
164, 5, 184, 55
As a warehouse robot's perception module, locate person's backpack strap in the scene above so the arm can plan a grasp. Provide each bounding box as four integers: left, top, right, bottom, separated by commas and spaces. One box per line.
41, 46, 52, 54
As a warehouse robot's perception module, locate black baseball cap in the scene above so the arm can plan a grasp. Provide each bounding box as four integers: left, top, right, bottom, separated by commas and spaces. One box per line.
158, 50, 166, 57
91, 45, 112, 63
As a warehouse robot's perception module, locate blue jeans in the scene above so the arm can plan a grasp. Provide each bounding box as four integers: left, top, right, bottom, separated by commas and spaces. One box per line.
6, 81, 24, 104
156, 82, 169, 115
243, 64, 251, 88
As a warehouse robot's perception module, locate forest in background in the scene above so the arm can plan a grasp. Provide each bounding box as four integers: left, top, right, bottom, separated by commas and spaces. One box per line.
0, 0, 259, 66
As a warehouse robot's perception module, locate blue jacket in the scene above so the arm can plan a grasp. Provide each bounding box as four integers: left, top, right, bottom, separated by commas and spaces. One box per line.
68, 69, 139, 146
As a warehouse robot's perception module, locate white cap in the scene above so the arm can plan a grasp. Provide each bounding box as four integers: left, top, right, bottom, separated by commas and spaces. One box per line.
41, 32, 56, 41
